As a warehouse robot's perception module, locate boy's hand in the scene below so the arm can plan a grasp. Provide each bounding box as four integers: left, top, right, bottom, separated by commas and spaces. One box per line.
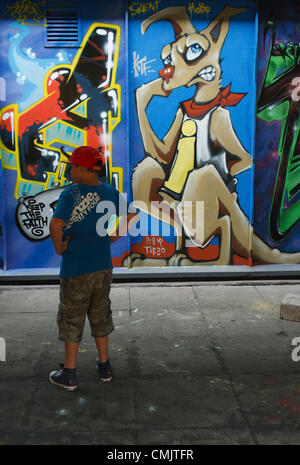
56, 236, 70, 255
50, 217, 69, 255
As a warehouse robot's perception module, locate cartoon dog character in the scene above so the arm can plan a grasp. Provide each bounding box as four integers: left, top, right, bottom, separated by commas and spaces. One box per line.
127, 5, 300, 267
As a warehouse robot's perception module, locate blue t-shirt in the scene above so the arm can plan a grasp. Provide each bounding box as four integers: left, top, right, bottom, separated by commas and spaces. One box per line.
52, 182, 127, 278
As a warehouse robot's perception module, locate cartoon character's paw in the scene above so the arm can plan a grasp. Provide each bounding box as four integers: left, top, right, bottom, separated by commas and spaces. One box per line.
123, 253, 168, 268
122, 253, 142, 267
169, 252, 213, 266
168, 252, 227, 266
168, 253, 191, 266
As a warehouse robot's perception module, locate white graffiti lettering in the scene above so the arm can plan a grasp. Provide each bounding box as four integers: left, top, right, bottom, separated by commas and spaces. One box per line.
129, 1, 161, 17
133, 51, 156, 78
15, 186, 65, 241
66, 192, 101, 229
19, 198, 47, 237
188, 2, 211, 17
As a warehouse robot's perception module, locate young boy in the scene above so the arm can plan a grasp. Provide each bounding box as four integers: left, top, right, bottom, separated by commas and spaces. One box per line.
49, 145, 136, 391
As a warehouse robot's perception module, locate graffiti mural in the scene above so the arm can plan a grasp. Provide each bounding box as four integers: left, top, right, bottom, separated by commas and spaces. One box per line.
0, 0, 47, 26
257, 34, 300, 241
1, 22, 122, 244
255, 0, 300, 252
0, 0, 127, 271
127, 2, 300, 268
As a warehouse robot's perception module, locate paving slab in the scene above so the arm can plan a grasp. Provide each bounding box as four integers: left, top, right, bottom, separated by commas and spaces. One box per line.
254, 429, 300, 446
1, 282, 300, 445
28, 380, 137, 433
232, 373, 300, 428
134, 376, 245, 430
136, 428, 254, 445
110, 287, 130, 312
129, 286, 199, 314
0, 379, 36, 434
0, 314, 57, 378
22, 430, 136, 445
255, 284, 300, 310
280, 294, 300, 322
0, 286, 59, 314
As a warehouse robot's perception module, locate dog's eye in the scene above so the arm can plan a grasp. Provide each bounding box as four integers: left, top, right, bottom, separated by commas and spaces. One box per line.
186, 43, 203, 62
163, 55, 172, 66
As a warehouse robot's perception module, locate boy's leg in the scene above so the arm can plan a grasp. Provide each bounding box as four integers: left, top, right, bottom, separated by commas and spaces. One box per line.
94, 336, 109, 363
87, 269, 114, 356
49, 339, 79, 390
65, 342, 80, 369
88, 269, 114, 382
50, 275, 91, 390
95, 336, 112, 382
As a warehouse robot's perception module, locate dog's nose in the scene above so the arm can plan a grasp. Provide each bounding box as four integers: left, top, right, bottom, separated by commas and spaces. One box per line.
159, 66, 175, 83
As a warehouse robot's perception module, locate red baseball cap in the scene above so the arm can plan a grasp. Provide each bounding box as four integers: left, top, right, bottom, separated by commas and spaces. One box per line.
63, 146, 105, 171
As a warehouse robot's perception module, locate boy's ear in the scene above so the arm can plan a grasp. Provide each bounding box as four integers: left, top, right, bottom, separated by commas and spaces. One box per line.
201, 6, 246, 49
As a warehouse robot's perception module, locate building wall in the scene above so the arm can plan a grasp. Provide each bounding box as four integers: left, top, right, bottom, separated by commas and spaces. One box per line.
0, 0, 127, 271
0, 0, 299, 273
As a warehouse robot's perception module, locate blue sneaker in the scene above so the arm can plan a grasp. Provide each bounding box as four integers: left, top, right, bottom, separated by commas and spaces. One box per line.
49, 363, 77, 391
97, 359, 112, 382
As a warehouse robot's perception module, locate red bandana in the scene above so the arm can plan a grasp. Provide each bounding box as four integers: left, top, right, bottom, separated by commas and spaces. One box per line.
181, 84, 246, 118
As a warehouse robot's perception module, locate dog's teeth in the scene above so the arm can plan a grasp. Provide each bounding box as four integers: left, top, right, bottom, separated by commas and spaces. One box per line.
198, 66, 215, 81
203, 73, 214, 81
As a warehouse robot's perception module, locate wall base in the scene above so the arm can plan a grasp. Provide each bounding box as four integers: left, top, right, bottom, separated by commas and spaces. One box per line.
0, 264, 299, 284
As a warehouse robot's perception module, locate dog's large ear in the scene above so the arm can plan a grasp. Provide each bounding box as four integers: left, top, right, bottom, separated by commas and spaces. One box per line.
141, 7, 196, 40
201, 6, 246, 49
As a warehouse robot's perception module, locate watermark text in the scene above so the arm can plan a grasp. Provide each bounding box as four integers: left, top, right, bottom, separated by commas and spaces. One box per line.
0, 338, 6, 362
291, 337, 300, 362
95, 196, 205, 244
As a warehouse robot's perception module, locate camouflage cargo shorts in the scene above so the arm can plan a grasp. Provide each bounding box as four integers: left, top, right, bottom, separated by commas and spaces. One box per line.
57, 269, 114, 343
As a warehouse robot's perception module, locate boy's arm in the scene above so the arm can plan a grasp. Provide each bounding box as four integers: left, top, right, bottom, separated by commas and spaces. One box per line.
50, 217, 70, 255
110, 213, 138, 244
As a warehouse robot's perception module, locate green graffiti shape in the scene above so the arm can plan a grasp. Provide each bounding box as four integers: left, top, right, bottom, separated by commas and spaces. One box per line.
257, 27, 300, 242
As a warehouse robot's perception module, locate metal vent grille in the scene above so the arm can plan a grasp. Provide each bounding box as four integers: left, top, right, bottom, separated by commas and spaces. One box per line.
45, 10, 80, 47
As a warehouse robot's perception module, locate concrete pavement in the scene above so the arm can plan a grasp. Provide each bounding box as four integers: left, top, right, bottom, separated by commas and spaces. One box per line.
1, 280, 300, 445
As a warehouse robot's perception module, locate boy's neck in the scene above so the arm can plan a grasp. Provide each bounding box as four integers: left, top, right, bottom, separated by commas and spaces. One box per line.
80, 181, 102, 186
79, 174, 102, 186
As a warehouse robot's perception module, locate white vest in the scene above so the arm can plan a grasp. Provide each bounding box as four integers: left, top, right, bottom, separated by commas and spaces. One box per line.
161, 107, 233, 199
